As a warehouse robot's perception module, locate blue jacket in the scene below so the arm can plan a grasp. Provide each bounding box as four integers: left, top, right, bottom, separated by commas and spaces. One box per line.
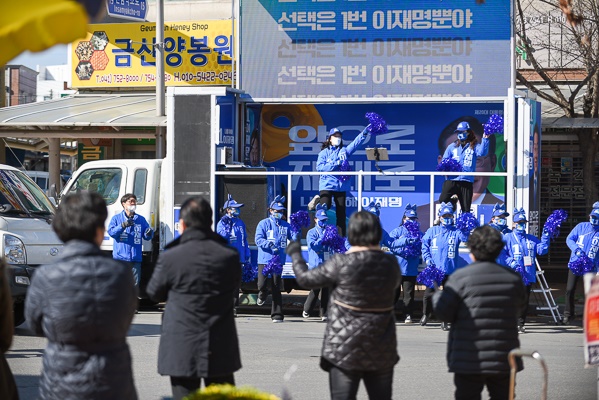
255, 216, 298, 265
566, 222, 599, 271
306, 225, 333, 269
388, 225, 421, 276
442, 137, 489, 182
317, 131, 368, 191
504, 230, 550, 284
217, 215, 251, 263
421, 225, 469, 276
108, 211, 153, 262
489, 223, 512, 266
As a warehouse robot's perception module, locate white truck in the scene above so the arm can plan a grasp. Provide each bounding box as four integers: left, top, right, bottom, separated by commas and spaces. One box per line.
0, 164, 64, 326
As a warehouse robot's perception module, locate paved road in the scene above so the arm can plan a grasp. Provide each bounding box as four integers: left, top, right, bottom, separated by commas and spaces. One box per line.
6, 307, 597, 400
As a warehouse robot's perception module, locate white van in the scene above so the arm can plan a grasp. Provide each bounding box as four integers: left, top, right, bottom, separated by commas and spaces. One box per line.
0, 165, 64, 325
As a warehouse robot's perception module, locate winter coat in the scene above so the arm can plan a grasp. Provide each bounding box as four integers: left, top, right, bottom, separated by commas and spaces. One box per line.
217, 215, 251, 263
388, 224, 422, 277
421, 225, 469, 276
317, 131, 368, 191
504, 230, 550, 284
566, 222, 599, 271
0, 261, 18, 400
107, 211, 153, 262
25, 240, 137, 400
255, 216, 298, 265
291, 248, 401, 372
146, 228, 242, 378
442, 137, 489, 182
433, 261, 526, 374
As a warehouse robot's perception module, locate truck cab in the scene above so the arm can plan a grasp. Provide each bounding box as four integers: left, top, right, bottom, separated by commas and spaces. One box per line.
0, 165, 64, 326
61, 159, 162, 296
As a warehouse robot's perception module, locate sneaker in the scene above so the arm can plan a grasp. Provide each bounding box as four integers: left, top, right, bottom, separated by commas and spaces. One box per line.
563, 316, 570, 325
256, 298, 265, 306
404, 315, 412, 324
518, 325, 526, 333
420, 315, 428, 326
321, 315, 328, 322
302, 311, 310, 318
441, 322, 450, 331
308, 195, 321, 211
272, 318, 284, 323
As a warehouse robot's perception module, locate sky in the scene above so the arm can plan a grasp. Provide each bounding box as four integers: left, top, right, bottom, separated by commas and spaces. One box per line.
8, 44, 69, 70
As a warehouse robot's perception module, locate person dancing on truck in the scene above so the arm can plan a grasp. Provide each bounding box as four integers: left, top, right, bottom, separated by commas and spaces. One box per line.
503, 208, 551, 333
255, 195, 299, 323
108, 193, 154, 289
317, 125, 371, 236
217, 194, 251, 316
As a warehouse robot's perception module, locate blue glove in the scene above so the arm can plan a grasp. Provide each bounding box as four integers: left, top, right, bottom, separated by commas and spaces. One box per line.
407, 238, 416, 245
510, 260, 518, 269
144, 228, 152, 237
425, 259, 432, 266
122, 219, 135, 229
269, 242, 279, 253
575, 248, 586, 258
542, 228, 550, 237
361, 124, 371, 136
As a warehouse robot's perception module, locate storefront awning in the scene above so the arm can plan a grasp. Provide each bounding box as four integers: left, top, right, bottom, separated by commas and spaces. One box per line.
542, 117, 599, 129
0, 93, 166, 138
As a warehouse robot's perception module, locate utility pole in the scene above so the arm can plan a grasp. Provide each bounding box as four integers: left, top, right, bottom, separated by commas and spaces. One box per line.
155, 0, 166, 158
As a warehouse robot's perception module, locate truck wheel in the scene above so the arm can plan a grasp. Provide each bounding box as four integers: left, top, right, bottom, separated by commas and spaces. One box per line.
13, 302, 25, 327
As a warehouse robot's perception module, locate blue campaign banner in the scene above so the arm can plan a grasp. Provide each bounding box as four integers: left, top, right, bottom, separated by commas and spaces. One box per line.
260, 102, 506, 232
241, 0, 512, 98
217, 95, 236, 151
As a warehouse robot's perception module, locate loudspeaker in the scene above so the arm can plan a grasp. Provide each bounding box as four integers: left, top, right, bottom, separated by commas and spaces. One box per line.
218, 175, 269, 245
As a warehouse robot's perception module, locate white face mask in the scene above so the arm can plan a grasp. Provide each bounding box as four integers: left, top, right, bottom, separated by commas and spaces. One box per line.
128, 205, 136, 213
330, 137, 342, 146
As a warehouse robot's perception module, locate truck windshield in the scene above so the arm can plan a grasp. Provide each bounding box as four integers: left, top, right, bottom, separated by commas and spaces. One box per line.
66, 168, 122, 205
0, 170, 55, 215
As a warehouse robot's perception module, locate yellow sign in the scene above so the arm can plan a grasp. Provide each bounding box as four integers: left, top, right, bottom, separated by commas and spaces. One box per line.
70, 20, 234, 88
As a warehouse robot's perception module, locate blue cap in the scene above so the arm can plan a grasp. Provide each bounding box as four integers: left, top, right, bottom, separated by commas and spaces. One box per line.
328, 127, 342, 138
492, 203, 509, 217
513, 207, 527, 222
455, 121, 470, 132
269, 195, 286, 211
591, 209, 599, 218
404, 203, 417, 218
593, 201, 599, 210
223, 194, 244, 209
315, 209, 328, 220
366, 201, 381, 217
438, 202, 454, 217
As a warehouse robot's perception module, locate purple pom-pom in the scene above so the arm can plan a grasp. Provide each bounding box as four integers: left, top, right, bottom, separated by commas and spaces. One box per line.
568, 255, 595, 276
543, 209, 568, 240
242, 262, 258, 282
456, 212, 479, 233
322, 225, 347, 254
436, 158, 463, 172
339, 159, 351, 183
512, 263, 530, 286
290, 210, 311, 235
399, 220, 422, 258
262, 255, 283, 278
484, 114, 504, 136
365, 112, 388, 135
221, 216, 233, 233
417, 264, 445, 288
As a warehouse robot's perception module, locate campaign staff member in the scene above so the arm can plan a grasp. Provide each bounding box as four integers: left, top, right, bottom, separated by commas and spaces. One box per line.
317, 125, 370, 236
439, 120, 491, 213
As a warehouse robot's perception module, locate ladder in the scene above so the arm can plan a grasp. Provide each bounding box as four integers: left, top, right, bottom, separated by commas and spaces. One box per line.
531, 259, 562, 324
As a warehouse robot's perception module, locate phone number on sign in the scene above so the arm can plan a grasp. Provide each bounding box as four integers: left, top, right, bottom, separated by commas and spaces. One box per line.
173, 71, 234, 82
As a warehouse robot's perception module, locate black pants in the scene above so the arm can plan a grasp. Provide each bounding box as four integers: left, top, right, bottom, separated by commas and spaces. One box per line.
329, 365, 394, 400
454, 373, 510, 400
257, 264, 284, 320
564, 270, 581, 318
170, 374, 235, 400
422, 277, 447, 316
319, 190, 347, 236
304, 287, 329, 317
518, 284, 532, 324
439, 180, 474, 213
393, 276, 416, 316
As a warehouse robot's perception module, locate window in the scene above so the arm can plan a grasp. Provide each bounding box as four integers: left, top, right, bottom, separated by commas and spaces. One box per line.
68, 168, 122, 205
133, 169, 147, 204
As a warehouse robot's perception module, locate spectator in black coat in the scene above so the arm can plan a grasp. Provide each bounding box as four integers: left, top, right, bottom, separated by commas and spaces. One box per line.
25, 192, 138, 400
147, 197, 241, 400
288, 211, 400, 400
433, 225, 526, 400
0, 260, 18, 400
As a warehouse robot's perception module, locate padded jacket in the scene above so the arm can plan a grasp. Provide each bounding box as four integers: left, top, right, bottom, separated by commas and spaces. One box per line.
25, 240, 137, 400
290, 246, 400, 372
433, 261, 526, 374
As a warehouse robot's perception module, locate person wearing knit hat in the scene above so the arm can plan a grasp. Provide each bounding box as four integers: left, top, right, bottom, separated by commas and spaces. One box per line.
217, 195, 251, 316
503, 207, 551, 333
563, 202, 599, 324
